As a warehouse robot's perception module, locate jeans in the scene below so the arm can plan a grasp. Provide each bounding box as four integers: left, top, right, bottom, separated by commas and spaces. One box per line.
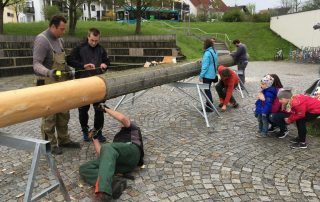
237, 61, 248, 84
269, 112, 289, 133
296, 113, 320, 142
202, 78, 215, 107
257, 114, 269, 134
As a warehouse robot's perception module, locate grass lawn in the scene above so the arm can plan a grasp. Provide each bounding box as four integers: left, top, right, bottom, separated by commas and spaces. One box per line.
4, 21, 294, 61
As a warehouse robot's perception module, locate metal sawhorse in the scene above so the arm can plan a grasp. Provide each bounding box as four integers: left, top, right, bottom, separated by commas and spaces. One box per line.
0, 132, 70, 202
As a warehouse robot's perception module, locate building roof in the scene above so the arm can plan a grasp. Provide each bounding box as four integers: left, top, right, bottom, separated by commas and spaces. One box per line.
228, 5, 250, 13
190, 0, 228, 11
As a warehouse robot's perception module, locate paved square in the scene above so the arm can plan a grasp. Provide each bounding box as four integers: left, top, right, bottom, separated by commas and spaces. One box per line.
1, 62, 320, 201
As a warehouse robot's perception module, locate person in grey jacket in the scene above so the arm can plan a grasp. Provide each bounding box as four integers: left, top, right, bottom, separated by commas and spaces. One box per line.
230, 39, 248, 85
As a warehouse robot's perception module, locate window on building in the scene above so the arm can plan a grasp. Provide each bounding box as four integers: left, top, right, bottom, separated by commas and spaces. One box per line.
91, 5, 96, 11
26, 1, 33, 7
83, 4, 86, 10
7, 12, 14, 17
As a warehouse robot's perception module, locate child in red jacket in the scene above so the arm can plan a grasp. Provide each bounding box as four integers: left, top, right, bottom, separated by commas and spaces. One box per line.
278, 88, 320, 148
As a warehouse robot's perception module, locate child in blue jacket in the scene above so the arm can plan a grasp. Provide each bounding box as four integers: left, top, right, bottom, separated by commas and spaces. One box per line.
255, 75, 277, 137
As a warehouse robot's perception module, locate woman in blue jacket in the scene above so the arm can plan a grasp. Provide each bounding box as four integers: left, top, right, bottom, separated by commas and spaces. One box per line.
199, 39, 218, 112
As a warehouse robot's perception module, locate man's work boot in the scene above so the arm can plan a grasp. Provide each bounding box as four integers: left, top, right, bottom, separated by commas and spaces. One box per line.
92, 192, 113, 202
51, 146, 62, 155
112, 176, 127, 199
60, 141, 81, 148
96, 130, 106, 143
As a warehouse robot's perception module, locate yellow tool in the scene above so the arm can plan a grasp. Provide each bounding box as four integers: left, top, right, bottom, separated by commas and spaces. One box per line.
56, 70, 62, 76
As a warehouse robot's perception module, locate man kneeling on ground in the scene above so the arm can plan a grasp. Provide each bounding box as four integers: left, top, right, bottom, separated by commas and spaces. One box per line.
79, 104, 144, 201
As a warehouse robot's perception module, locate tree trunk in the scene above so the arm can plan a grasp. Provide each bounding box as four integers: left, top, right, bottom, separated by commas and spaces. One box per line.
68, 8, 76, 35
88, 2, 91, 19
134, 0, 142, 35
0, 8, 4, 34
15, 5, 19, 22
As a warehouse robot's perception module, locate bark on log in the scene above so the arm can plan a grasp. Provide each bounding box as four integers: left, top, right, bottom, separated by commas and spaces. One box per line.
0, 56, 234, 128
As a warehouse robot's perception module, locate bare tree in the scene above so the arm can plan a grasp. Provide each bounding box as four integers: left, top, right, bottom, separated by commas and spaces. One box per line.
303, 0, 320, 11
292, 0, 302, 12
280, 0, 292, 8
280, 0, 302, 12
62, 0, 85, 35
116, 0, 171, 34
246, 3, 256, 14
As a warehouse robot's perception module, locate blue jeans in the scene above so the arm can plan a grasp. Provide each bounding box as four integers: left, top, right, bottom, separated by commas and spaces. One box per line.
257, 114, 268, 134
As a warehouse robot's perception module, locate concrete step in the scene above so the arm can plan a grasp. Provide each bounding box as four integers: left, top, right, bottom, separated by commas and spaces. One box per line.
0, 62, 152, 77
109, 55, 185, 63
0, 40, 178, 49
0, 53, 184, 67
0, 57, 33, 67
0, 65, 34, 77
0, 48, 179, 58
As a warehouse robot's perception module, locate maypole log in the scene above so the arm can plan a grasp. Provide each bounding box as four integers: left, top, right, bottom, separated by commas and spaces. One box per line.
0, 55, 234, 128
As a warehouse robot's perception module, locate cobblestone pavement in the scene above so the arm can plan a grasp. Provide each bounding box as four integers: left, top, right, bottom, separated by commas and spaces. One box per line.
1, 61, 320, 202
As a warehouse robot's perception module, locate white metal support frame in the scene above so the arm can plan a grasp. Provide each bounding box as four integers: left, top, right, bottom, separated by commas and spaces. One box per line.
114, 81, 222, 128
168, 82, 222, 128
0, 132, 71, 202
235, 70, 249, 98
114, 89, 152, 111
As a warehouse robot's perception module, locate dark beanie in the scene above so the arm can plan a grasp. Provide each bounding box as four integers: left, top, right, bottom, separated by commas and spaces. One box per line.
278, 87, 293, 99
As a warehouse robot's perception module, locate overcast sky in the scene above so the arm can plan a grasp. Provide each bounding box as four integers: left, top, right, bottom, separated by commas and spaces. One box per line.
223, 0, 307, 12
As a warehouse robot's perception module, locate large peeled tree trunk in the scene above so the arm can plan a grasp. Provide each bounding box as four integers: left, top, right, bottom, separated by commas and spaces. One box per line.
0, 56, 236, 128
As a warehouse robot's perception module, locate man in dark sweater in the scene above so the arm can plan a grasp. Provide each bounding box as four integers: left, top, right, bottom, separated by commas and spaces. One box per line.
67, 28, 110, 142
230, 39, 248, 85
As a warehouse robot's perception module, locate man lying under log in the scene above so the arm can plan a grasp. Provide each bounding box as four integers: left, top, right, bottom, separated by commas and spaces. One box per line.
79, 104, 144, 201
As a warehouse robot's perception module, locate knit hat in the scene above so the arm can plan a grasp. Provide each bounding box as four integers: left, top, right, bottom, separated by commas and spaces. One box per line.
278, 87, 293, 99
261, 75, 274, 88
314, 87, 320, 96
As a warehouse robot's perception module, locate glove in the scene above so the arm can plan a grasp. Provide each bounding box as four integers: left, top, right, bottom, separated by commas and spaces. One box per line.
95, 103, 110, 112
88, 128, 99, 140
48, 69, 60, 81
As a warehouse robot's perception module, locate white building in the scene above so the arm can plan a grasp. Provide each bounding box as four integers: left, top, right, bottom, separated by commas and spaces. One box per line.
82, 2, 105, 20
18, 0, 106, 22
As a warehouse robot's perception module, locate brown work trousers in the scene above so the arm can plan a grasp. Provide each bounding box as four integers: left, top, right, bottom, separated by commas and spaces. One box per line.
41, 111, 71, 147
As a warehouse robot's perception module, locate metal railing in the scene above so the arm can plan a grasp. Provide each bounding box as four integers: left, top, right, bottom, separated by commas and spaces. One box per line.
160, 21, 232, 48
